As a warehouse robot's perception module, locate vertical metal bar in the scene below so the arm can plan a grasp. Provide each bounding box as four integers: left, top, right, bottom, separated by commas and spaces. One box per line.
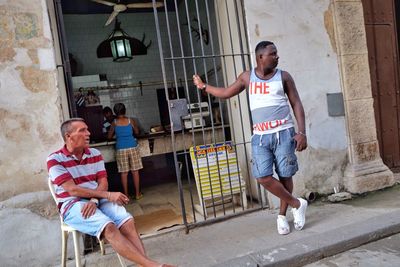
161, 0, 191, 225
183, 0, 217, 218
172, 0, 201, 223
213, 0, 239, 212
237, 0, 260, 208
193, 0, 227, 216
231, 0, 252, 210
222, 0, 255, 210
163, 2, 179, 93
195, 0, 226, 218
223, 0, 245, 188
214, 0, 231, 134
152, 0, 189, 230
203, 0, 237, 214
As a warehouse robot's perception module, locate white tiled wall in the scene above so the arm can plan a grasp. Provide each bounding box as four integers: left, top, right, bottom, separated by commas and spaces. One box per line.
72, 75, 108, 89
97, 87, 159, 133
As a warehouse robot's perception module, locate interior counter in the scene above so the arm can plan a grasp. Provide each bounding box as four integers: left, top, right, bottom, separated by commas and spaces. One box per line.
91, 125, 228, 163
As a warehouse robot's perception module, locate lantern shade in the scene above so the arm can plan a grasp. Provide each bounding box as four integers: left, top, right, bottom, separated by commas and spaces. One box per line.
110, 36, 132, 62
107, 20, 133, 62
96, 19, 151, 61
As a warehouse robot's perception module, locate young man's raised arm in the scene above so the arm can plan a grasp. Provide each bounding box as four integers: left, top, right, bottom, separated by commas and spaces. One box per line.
193, 71, 250, 99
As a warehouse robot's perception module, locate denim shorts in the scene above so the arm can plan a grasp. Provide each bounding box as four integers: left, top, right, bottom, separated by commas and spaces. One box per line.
251, 127, 298, 179
63, 199, 133, 239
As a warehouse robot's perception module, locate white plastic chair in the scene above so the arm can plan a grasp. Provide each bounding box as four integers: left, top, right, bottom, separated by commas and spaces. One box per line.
48, 178, 126, 267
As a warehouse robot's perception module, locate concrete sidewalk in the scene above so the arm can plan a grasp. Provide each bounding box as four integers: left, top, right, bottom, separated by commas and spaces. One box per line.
81, 184, 400, 267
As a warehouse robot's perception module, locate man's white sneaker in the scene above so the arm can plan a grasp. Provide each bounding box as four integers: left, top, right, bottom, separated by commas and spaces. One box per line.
292, 198, 308, 230
277, 215, 290, 235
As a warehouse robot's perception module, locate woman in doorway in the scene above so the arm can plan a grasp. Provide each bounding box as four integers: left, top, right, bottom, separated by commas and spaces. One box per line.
108, 103, 143, 201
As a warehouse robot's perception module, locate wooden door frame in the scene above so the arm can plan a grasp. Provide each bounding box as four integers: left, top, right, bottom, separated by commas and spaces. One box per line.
362, 0, 400, 171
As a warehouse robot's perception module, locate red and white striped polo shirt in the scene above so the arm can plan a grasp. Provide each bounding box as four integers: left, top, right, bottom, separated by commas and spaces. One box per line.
47, 146, 107, 215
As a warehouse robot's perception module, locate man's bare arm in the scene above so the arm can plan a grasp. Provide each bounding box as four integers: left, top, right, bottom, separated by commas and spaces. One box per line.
193, 71, 250, 99
282, 71, 307, 151
80, 176, 108, 218
96, 175, 108, 192
61, 179, 128, 205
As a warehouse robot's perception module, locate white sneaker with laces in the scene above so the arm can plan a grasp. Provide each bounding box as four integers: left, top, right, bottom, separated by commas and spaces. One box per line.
292, 198, 308, 230
277, 215, 290, 235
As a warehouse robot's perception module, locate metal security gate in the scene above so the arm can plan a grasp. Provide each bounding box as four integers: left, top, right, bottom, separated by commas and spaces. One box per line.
362, 0, 400, 171
152, 0, 263, 230
52, 0, 266, 233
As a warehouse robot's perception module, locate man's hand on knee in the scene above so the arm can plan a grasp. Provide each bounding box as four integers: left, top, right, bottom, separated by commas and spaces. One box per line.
81, 201, 97, 219
108, 192, 129, 205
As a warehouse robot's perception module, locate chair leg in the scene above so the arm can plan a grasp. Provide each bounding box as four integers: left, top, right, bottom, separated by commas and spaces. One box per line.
72, 230, 82, 267
99, 239, 105, 255
61, 230, 68, 267
117, 253, 126, 267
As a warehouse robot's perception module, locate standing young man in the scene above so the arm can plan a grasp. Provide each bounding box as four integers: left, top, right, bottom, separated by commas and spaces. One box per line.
193, 41, 308, 235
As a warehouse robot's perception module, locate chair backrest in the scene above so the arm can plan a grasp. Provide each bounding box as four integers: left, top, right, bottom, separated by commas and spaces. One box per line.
48, 178, 66, 223
48, 178, 58, 205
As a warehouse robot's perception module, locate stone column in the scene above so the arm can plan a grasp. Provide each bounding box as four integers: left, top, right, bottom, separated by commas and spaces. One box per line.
332, 0, 394, 193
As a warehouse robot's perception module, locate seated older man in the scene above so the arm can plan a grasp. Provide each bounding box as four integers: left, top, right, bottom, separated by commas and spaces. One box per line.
47, 118, 174, 267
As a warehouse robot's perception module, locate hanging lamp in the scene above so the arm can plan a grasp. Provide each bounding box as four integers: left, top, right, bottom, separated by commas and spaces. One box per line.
96, 19, 152, 61
108, 18, 132, 62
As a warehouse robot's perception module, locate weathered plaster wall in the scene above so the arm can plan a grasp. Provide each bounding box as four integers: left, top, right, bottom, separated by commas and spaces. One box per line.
0, 0, 63, 200
243, 0, 348, 194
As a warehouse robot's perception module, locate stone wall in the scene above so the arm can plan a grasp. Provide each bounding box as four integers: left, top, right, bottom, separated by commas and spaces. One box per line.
0, 0, 63, 200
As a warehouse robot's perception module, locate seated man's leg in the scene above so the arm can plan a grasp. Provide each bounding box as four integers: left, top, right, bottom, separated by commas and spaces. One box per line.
119, 219, 145, 255
99, 199, 144, 254
63, 200, 114, 239
64, 200, 160, 266
102, 223, 159, 266
99, 200, 159, 266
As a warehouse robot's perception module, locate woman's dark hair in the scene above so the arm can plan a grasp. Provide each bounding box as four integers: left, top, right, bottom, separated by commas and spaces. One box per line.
113, 103, 126, 116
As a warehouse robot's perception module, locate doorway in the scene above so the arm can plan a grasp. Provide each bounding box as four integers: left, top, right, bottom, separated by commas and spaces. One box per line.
362, 0, 400, 171
51, 0, 260, 236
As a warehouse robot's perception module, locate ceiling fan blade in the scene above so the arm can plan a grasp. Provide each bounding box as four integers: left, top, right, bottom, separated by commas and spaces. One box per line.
91, 0, 116, 7
126, 2, 164, 9
105, 10, 119, 26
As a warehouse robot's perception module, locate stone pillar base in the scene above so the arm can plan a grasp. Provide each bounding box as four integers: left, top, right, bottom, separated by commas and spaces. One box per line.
344, 160, 395, 194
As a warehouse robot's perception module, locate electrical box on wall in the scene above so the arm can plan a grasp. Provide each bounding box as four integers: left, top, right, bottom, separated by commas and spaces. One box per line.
327, 93, 345, 117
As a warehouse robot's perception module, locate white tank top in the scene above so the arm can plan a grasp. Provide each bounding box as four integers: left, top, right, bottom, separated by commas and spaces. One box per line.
248, 68, 294, 134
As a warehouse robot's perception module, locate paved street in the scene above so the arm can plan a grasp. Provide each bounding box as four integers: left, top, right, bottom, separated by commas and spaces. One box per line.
76, 184, 400, 267
305, 233, 400, 267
